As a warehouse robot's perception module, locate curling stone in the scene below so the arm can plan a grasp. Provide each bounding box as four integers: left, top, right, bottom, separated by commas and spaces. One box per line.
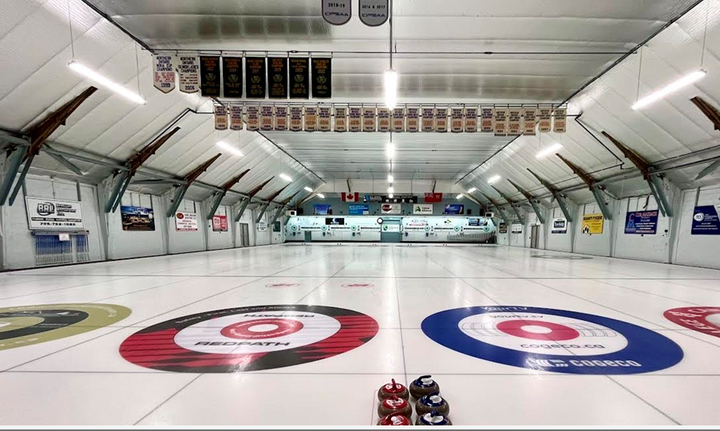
416, 410, 452, 426
416, 392, 450, 417
377, 378, 409, 401
378, 395, 413, 419
377, 412, 413, 426
410, 375, 440, 399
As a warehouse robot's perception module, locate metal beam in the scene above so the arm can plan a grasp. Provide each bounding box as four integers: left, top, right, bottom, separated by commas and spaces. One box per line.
527, 169, 574, 223
43, 145, 84, 176
480, 192, 511, 223
696, 159, 720, 180
491, 186, 524, 224
691, 96, 720, 131
556, 154, 612, 220
207, 169, 251, 220
236, 177, 275, 221
166, 154, 222, 217
0, 146, 28, 205
255, 185, 290, 223
269, 191, 301, 226
507, 179, 545, 224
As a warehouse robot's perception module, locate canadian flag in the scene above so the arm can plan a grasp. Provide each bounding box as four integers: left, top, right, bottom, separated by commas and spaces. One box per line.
341, 192, 360, 202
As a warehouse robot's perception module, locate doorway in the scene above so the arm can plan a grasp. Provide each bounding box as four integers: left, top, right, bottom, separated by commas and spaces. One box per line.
380, 220, 402, 243
239, 223, 250, 247
530, 225, 540, 249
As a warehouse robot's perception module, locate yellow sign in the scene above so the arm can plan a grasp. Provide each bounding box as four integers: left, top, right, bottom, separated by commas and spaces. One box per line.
581, 214, 604, 234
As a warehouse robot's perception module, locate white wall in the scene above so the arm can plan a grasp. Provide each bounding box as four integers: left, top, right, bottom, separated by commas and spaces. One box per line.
573, 201, 614, 257
545, 207, 573, 252
674, 185, 720, 269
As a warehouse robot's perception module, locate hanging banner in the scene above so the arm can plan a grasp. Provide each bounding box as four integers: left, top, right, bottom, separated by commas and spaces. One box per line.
553, 107, 567, 133
493, 107, 508, 136
334, 106, 348, 132
421, 107, 435, 132
304, 106, 318, 132
290, 58, 309, 99
377, 108, 391, 132
464, 106, 478, 132
349, 107, 362, 132
274, 105, 288, 131
268, 57, 288, 99
538, 106, 553, 133
625, 210, 658, 235
359, 0, 389, 26
523, 107, 537, 136
363, 107, 376, 132
481, 107, 493, 132
435, 107, 448, 132
450, 107, 464, 133
392, 107, 405, 132
406, 107, 420, 132
230, 105, 244, 130
691, 205, 720, 235
178, 55, 200, 93
199, 56, 221, 97
222, 57, 243, 98
322, 0, 351, 26
290, 106, 303, 132
214, 104, 228, 130
507, 107, 522, 135
175, 212, 198, 231
246, 105, 260, 131
311, 58, 332, 98
581, 213, 604, 234
318, 106, 331, 131
26, 198, 84, 230
245, 57, 266, 99
153, 54, 175, 93
260, 105, 274, 131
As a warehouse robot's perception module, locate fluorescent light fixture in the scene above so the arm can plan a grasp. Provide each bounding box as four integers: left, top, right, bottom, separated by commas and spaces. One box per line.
388, 186, 394, 194
388, 194, 394, 198
536, 143, 563, 159
216, 141, 244, 157
317, 193, 325, 199
467, 187, 477, 193
280, 173, 293, 182
68, 61, 146, 104
384, 69, 398, 110
386, 144, 395, 159
632, 69, 706, 110
387, 174, 394, 182
488, 175, 501, 184
456, 194, 464, 199
304, 186, 313, 192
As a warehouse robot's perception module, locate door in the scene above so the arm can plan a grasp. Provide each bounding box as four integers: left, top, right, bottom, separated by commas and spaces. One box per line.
530, 225, 540, 249
239, 223, 250, 247
304, 231, 312, 243
380, 220, 402, 243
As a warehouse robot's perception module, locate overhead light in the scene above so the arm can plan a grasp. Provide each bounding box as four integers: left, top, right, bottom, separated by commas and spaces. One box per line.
68, 61, 146, 104
280, 173, 293, 182
304, 186, 313, 192
384, 69, 398, 110
536, 143, 563, 159
467, 187, 477, 193
317, 193, 325, 199
388, 186, 394, 194
488, 175, 501, 184
632, 69, 706, 110
216, 141, 244, 157
386, 144, 395, 159
387, 174, 394, 182
456, 194, 464, 199
388, 194, 394, 198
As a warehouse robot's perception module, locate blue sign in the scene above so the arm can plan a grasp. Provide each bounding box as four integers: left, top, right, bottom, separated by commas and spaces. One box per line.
421, 306, 683, 375
625, 210, 658, 235
444, 204, 464, 215
692, 205, 720, 235
348, 204, 369, 215
313, 204, 332, 215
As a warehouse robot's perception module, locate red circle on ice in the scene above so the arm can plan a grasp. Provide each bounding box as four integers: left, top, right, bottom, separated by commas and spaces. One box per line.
496, 319, 579, 341
220, 318, 303, 340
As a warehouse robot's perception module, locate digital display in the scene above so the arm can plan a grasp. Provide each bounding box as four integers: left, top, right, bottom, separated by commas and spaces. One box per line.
325, 217, 345, 225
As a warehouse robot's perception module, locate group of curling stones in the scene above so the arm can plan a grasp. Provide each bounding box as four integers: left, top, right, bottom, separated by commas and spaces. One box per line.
376, 376, 451, 426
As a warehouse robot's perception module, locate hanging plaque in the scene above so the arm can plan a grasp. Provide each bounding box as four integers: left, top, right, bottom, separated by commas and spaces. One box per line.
349, 107, 362, 132
421, 107, 435, 132
377, 108, 391, 132
464, 106, 478, 132
450, 106, 464, 133
290, 58, 309, 99
318, 106, 332, 131
435, 107, 448, 133
538, 106, 552, 133
275, 106, 288, 131
199, 56, 221, 97
507, 107, 522, 135
359, 0, 389, 26
153, 54, 175, 93
480, 107, 493, 132
322, 0, 351, 26
178, 56, 200, 93
290, 106, 303, 131
363, 107, 376, 132
268, 57, 288, 99
246, 105, 260, 131
392, 107, 405, 132
334, 106, 348, 132
493, 108, 508, 136
553, 107, 567, 133
406, 107, 420, 132
245, 57, 266, 99
305, 106, 318, 132
523, 107, 537, 136
311, 58, 332, 98
260, 105, 274, 131
230, 105, 244, 130
214, 104, 228, 130
222, 57, 243, 98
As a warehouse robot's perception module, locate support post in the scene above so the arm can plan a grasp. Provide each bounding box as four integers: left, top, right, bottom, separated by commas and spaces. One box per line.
165, 154, 222, 218
527, 168, 574, 223
0, 146, 28, 205
491, 186, 525, 224
235, 177, 275, 222
556, 153, 612, 221
507, 179, 546, 224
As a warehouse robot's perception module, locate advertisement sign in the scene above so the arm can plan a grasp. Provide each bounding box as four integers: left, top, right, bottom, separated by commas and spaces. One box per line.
551, 218, 567, 234
691, 205, 720, 235
26, 198, 84, 230
257, 221, 268, 232
381, 203, 401, 214
348, 204, 369, 215
511, 223, 523, 234
120, 205, 155, 231
581, 213, 604, 234
413, 204, 433, 215
175, 212, 198, 231
424, 193, 443, 203
382, 224, 400, 232
625, 210, 658, 235
498, 223, 508, 234
444, 204, 464, 215
313, 204, 332, 215
212, 215, 228, 232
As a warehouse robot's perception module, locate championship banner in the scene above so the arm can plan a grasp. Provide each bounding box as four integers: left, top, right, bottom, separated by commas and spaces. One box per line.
553, 107, 567, 133
290, 58, 309, 99
538, 106, 552, 133
222, 57, 243, 98
153, 54, 175, 93
268, 57, 288, 99
435, 107, 448, 132
493, 107, 508, 136
421, 107, 435, 132
246, 105, 260, 131
362, 107, 376, 132
359, 0, 389, 26
230, 105, 244, 130
406, 107, 420, 132
349, 107, 362, 132
377, 108, 391, 132
214, 104, 228, 130
322, 0, 352, 25
481, 107, 493, 132
290, 106, 303, 132
304, 106, 318, 132
260, 105, 274, 131
523, 107, 537, 136
450, 107, 464, 133
274, 105, 288, 131
507, 107, 522, 135
464, 106, 478, 132
318, 106, 331, 131
199, 56, 221, 97
311, 57, 332, 98
245, 57, 266, 98
178, 55, 200, 93
334, 106, 348, 132
392, 107, 405, 132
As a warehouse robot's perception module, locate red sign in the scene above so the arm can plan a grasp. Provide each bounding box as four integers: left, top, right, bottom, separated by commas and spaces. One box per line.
424, 193, 443, 203
212, 215, 228, 232
341, 192, 360, 202
664, 307, 720, 338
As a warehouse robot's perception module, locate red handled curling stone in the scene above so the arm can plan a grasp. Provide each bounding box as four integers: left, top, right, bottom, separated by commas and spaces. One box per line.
416, 410, 452, 426
377, 412, 412, 426
410, 375, 440, 399
416, 392, 450, 417
377, 378, 409, 401
378, 395, 413, 418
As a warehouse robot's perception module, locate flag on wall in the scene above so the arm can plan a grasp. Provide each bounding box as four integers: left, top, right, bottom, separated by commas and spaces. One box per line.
450, 106, 464, 133
342, 192, 360, 202
362, 107, 376, 132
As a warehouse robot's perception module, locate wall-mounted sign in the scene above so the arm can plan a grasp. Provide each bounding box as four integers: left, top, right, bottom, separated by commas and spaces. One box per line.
257, 221, 268, 232
381, 203, 401, 214
178, 56, 200, 93
311, 58, 332, 98
199, 56, 221, 97
691, 205, 720, 235
322, 0, 352, 25
444, 204, 464, 215
26, 198, 84, 230
382, 224, 400, 232
625, 210, 658, 235
359, 0, 389, 26
511, 223, 523, 234
348, 204, 369, 215
551, 218, 568, 234
413, 204, 433, 215
120, 205, 154, 231
245, 57, 266, 98
212, 215, 229, 232
175, 212, 198, 231
582, 213, 604, 234
314, 204, 332, 215
498, 223, 508, 234
222, 57, 243, 98
268, 57, 288, 99
153, 55, 175, 93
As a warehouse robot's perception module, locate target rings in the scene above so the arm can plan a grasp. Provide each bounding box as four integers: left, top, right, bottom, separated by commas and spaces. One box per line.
120, 304, 379, 373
